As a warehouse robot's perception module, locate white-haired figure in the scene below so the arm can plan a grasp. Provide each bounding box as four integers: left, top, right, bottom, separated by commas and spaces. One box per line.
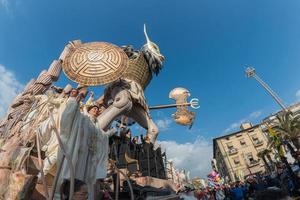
58, 89, 116, 200
35, 85, 72, 179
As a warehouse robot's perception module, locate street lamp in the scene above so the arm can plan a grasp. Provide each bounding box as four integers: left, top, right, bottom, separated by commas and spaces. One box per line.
245, 67, 288, 112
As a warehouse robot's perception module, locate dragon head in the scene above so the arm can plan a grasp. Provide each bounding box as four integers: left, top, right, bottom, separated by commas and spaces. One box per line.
141, 24, 165, 76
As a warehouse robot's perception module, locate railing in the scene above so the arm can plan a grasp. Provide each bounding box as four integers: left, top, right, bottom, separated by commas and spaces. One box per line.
253, 140, 263, 147
112, 117, 134, 200
247, 159, 260, 167
228, 148, 238, 155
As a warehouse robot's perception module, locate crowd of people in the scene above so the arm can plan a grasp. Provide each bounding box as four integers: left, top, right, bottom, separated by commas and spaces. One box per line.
190, 162, 300, 200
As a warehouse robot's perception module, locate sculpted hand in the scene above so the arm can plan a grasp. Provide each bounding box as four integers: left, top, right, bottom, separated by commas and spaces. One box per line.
89, 91, 94, 98
106, 127, 118, 136
76, 93, 85, 102
111, 127, 118, 135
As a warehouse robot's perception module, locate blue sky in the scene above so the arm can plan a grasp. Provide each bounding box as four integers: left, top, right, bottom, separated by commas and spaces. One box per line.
1, 0, 300, 177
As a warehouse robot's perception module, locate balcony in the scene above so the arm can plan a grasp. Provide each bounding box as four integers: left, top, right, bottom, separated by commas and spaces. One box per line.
228, 148, 238, 155
247, 159, 260, 167
253, 140, 263, 147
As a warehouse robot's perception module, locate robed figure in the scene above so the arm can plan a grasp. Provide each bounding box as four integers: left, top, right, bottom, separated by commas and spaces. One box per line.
58, 94, 116, 199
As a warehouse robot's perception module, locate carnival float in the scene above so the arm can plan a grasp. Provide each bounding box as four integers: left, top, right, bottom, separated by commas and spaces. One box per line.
0, 25, 199, 200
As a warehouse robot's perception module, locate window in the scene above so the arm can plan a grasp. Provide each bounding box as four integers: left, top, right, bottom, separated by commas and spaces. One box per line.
252, 135, 258, 140
252, 135, 263, 146
239, 139, 246, 147
246, 153, 257, 165
233, 156, 240, 165
236, 133, 242, 137
227, 143, 237, 154
226, 142, 233, 149
252, 135, 259, 143
247, 154, 254, 162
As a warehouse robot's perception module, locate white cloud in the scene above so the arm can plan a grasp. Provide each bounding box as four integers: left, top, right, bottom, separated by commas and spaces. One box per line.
0, 0, 21, 14
223, 110, 262, 133
224, 122, 241, 133
0, 64, 23, 117
156, 118, 172, 131
249, 110, 262, 119
0, 0, 9, 11
158, 137, 213, 178
296, 90, 300, 100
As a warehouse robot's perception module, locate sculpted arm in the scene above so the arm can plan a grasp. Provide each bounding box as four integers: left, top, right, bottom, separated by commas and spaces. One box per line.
83, 92, 94, 115
60, 97, 80, 138
104, 127, 117, 137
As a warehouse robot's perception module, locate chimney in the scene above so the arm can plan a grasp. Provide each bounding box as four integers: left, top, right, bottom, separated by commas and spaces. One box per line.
240, 122, 252, 130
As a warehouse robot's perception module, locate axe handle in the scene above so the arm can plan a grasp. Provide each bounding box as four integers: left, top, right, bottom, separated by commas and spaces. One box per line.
149, 102, 191, 110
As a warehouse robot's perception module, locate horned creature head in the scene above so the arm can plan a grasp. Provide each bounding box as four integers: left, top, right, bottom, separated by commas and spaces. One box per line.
141, 24, 165, 76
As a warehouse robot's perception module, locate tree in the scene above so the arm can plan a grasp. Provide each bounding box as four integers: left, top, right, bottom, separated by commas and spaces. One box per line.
273, 112, 300, 190
273, 111, 300, 154
257, 149, 273, 172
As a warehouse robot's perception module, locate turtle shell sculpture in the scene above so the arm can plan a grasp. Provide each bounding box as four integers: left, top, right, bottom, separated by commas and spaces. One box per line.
62, 41, 129, 86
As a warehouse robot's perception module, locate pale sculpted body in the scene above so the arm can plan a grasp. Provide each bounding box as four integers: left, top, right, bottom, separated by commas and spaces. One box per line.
58, 96, 116, 199
95, 25, 165, 145
0, 60, 62, 138
35, 93, 69, 176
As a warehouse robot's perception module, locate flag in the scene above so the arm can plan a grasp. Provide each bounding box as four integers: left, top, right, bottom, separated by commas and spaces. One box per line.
268, 126, 284, 157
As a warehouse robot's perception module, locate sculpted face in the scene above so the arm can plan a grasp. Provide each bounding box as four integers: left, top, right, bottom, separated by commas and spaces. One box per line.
73, 184, 88, 199
97, 106, 105, 116
88, 106, 99, 118
147, 42, 165, 62
143, 24, 165, 62
142, 24, 165, 76
70, 89, 79, 97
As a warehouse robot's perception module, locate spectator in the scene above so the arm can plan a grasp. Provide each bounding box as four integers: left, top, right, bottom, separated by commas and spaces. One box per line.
254, 187, 290, 200
230, 182, 245, 200
61, 179, 88, 200
215, 188, 225, 200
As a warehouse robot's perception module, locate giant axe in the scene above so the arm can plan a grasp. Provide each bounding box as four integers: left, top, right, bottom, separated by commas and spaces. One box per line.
149, 87, 199, 128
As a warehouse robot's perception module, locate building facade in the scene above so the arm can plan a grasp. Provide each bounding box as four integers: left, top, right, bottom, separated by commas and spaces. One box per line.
261, 102, 300, 129
165, 161, 190, 186
213, 122, 271, 182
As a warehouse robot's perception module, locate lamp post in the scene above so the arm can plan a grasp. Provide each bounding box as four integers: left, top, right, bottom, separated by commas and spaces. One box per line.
245, 67, 288, 112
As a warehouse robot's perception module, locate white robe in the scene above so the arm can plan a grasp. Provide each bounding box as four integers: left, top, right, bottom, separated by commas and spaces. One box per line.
59, 97, 115, 199
95, 120, 115, 179
59, 97, 92, 181
37, 96, 68, 175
